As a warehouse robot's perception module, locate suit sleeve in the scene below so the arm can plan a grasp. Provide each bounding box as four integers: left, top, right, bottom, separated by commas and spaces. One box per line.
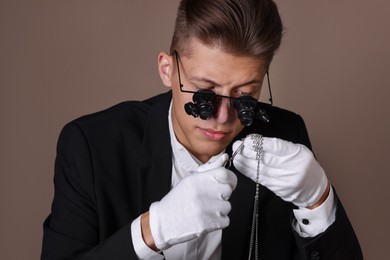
293, 194, 363, 259
293, 115, 363, 259
41, 122, 139, 260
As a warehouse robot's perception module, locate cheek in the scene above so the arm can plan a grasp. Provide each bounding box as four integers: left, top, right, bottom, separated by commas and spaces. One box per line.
172, 83, 193, 104
171, 91, 196, 131
232, 120, 245, 135
172, 90, 191, 118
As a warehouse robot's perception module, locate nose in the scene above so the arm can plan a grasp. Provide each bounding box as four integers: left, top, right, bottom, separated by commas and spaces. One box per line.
214, 98, 233, 124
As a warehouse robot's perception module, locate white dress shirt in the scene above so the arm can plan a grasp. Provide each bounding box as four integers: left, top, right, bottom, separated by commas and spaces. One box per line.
130, 102, 336, 259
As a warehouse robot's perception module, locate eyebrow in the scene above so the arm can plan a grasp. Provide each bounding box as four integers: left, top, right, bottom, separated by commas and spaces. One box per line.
189, 76, 263, 89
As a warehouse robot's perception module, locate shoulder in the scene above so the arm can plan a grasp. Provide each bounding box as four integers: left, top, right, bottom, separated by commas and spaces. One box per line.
68, 92, 169, 131
58, 91, 171, 146
266, 104, 306, 128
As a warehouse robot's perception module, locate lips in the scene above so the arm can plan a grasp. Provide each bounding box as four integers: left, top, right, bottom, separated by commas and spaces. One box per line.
199, 128, 228, 141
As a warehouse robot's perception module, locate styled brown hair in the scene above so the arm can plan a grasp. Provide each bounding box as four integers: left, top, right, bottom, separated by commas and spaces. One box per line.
170, 0, 284, 65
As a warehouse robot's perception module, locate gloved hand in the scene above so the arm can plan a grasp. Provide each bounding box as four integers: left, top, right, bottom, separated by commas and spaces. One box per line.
149, 154, 237, 250
233, 136, 328, 207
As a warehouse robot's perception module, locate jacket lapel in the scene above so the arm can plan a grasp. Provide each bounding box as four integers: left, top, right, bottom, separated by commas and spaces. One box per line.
138, 92, 173, 212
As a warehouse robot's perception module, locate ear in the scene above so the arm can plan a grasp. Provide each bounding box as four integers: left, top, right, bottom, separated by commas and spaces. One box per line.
158, 51, 174, 88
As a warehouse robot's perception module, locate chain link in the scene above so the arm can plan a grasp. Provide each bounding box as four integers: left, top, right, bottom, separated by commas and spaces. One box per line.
248, 134, 263, 260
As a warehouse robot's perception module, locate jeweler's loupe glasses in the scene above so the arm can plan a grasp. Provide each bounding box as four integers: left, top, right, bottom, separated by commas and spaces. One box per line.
174, 51, 270, 126
182, 89, 269, 126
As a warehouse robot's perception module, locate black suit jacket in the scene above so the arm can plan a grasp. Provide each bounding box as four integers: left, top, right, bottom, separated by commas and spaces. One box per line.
41, 91, 363, 259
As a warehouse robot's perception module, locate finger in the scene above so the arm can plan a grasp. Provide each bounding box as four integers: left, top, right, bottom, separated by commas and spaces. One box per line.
197, 153, 229, 172
232, 154, 259, 182
216, 215, 230, 230
263, 137, 309, 157
219, 201, 232, 217
233, 154, 257, 171
210, 168, 238, 190
263, 139, 316, 166
243, 135, 257, 148
232, 140, 243, 154
240, 136, 265, 158
218, 183, 235, 200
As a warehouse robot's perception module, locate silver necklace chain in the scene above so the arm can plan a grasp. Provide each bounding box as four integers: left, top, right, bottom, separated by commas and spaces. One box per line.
247, 134, 263, 260
225, 134, 263, 259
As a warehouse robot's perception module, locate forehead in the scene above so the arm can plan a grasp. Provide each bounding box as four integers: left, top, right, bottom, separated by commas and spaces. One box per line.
179, 38, 268, 83
183, 38, 266, 64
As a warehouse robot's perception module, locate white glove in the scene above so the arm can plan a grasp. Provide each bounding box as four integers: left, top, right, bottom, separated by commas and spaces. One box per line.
149, 154, 237, 250
233, 137, 328, 207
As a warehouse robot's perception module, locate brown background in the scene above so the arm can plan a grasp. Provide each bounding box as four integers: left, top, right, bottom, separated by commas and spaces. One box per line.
1, 1, 389, 259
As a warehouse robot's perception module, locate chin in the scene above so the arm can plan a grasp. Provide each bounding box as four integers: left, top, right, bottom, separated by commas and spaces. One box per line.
189, 140, 230, 163
201, 142, 227, 156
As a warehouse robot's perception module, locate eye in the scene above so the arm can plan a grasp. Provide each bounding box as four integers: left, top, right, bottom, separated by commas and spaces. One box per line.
234, 89, 253, 97
193, 84, 215, 91
234, 84, 262, 98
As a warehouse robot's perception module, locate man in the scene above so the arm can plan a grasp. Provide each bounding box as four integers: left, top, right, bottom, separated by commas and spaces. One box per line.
41, 0, 363, 259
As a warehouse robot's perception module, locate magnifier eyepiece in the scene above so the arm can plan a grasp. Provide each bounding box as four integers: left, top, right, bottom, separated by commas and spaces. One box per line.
184, 90, 269, 126
234, 96, 258, 126
184, 90, 216, 120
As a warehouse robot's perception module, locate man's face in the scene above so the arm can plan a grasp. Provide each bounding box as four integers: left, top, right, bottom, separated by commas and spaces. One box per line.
158, 38, 268, 163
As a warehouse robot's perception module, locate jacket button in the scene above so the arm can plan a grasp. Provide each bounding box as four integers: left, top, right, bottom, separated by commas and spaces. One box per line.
302, 219, 310, 225
310, 250, 320, 260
